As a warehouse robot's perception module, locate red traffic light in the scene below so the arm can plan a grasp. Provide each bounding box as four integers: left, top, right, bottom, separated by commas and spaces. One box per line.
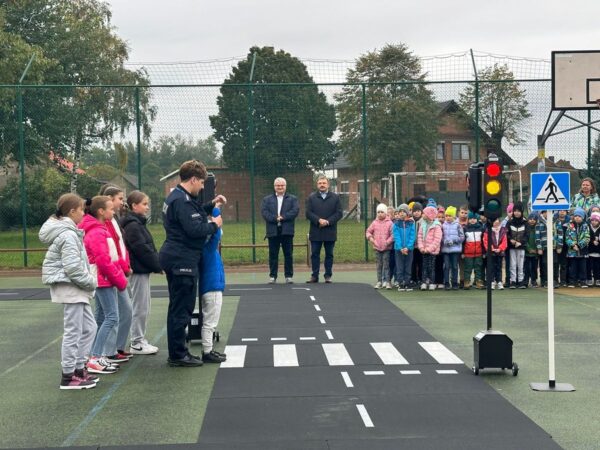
486, 162, 502, 177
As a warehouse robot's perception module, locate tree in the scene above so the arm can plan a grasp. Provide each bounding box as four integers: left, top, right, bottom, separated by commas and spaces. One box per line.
2, 0, 155, 191
210, 46, 337, 174
335, 44, 440, 174
146, 135, 221, 174
459, 64, 531, 153
585, 134, 600, 188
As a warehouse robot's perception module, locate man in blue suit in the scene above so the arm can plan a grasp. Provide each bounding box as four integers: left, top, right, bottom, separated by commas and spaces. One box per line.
261, 177, 300, 284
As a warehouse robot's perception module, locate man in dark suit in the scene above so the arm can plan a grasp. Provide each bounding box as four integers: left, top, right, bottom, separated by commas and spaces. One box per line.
305, 175, 343, 283
261, 177, 300, 284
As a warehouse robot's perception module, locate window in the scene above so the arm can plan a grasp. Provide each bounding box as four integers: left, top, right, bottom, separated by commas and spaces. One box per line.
435, 142, 445, 160
340, 181, 349, 193
451, 142, 471, 160
413, 183, 426, 197
438, 180, 448, 192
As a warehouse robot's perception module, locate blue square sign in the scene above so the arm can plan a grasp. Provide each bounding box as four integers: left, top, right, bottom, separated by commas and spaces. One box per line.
530, 172, 570, 211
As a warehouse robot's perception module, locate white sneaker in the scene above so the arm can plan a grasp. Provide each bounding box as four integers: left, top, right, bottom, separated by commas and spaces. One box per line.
268, 277, 276, 284
420, 283, 428, 291
385, 282, 392, 289
437, 284, 444, 289
491, 281, 497, 290
374, 282, 382, 289
130, 342, 159, 355
429, 284, 436, 291
285, 277, 294, 284
497, 282, 504, 290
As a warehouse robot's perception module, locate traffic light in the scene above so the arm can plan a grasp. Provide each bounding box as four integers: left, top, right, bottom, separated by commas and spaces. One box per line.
483, 154, 503, 220
467, 162, 484, 213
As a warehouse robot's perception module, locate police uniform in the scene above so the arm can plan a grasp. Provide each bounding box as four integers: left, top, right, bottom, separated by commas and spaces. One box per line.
160, 185, 217, 361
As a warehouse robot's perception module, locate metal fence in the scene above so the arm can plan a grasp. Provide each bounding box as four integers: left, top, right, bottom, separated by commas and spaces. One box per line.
1, 51, 598, 267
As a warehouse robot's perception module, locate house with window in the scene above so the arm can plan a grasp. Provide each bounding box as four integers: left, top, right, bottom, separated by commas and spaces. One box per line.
327, 100, 518, 219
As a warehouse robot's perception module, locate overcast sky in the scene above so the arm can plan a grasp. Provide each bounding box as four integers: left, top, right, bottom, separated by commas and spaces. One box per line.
109, 0, 600, 63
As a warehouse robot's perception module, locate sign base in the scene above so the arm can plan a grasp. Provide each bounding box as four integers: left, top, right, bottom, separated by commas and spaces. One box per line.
530, 382, 575, 392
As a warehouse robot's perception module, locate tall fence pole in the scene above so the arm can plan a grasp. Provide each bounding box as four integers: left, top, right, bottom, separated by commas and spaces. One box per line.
470, 49, 480, 162
135, 86, 142, 189
588, 110, 592, 173
248, 52, 257, 263
362, 83, 369, 262
18, 54, 35, 267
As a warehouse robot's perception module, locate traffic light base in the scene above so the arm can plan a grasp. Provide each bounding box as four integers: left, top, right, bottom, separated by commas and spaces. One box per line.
530, 382, 575, 392
472, 330, 518, 376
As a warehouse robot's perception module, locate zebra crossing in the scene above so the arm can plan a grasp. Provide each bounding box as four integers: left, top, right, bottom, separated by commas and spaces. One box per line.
220, 340, 463, 369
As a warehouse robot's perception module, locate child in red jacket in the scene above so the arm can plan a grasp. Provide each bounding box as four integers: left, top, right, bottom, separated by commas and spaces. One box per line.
463, 211, 485, 289
484, 217, 508, 290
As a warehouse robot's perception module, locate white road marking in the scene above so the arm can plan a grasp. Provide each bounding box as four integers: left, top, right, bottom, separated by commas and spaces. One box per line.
436, 369, 458, 374
292, 288, 311, 290
241, 338, 258, 342
341, 371, 354, 387
419, 342, 463, 364
220, 345, 247, 368
356, 404, 374, 427
322, 343, 354, 366
310, 295, 316, 301
314, 305, 321, 312
299, 337, 316, 341
325, 330, 334, 340
273, 344, 299, 367
364, 370, 385, 375
271, 337, 287, 341
318, 315, 326, 324
400, 370, 422, 375
229, 288, 272, 291
0, 293, 19, 296
370, 342, 409, 365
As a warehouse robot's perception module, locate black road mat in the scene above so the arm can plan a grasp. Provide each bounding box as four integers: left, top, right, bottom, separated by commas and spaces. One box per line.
197, 283, 562, 449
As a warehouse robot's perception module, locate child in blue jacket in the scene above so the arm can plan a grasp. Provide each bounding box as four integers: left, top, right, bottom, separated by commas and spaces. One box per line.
198, 207, 227, 363
393, 203, 416, 291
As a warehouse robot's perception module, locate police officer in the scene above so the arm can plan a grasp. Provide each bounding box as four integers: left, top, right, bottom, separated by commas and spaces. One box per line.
160, 160, 223, 367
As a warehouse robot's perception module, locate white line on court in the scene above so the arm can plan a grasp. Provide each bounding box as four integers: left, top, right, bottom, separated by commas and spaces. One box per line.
292, 288, 311, 291
220, 345, 247, 368
273, 344, 299, 367
0, 293, 18, 296
325, 330, 334, 340
271, 337, 287, 341
229, 288, 272, 291
419, 342, 463, 364
436, 369, 458, 374
299, 337, 316, 341
241, 338, 258, 342
400, 370, 422, 375
341, 371, 354, 387
370, 342, 409, 365
322, 343, 354, 366
318, 315, 326, 324
364, 370, 385, 375
0, 335, 62, 378
356, 404, 374, 427
310, 295, 316, 301
314, 304, 321, 312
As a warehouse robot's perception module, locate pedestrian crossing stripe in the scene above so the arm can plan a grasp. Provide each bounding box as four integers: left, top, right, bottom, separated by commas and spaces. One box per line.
530, 172, 571, 210
220, 341, 462, 368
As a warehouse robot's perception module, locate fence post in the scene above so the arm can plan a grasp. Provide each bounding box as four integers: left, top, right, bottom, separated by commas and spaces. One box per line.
361, 84, 369, 262
588, 109, 592, 173
248, 52, 257, 263
135, 86, 142, 189
470, 49, 480, 162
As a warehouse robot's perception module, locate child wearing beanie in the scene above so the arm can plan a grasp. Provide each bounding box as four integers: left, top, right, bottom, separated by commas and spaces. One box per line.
441, 206, 464, 290
393, 204, 416, 291
507, 202, 528, 288
417, 206, 442, 290
566, 208, 590, 288
366, 204, 394, 289
483, 217, 508, 290
502, 203, 514, 286
534, 211, 549, 287
524, 212, 539, 288
463, 211, 485, 289
588, 212, 600, 286
411, 202, 424, 286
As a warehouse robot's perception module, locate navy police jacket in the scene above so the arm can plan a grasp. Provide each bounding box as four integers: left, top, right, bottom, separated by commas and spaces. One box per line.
159, 185, 218, 276
261, 193, 300, 238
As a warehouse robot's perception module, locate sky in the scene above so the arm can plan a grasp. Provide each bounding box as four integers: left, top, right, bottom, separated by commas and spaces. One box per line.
109, 0, 600, 63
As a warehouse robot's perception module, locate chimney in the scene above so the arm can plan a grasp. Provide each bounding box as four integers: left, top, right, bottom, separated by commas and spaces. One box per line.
548, 156, 555, 162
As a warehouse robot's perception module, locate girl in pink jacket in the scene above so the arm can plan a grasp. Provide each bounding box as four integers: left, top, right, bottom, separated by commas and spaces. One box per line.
417, 206, 443, 290
366, 203, 394, 289
79, 196, 128, 375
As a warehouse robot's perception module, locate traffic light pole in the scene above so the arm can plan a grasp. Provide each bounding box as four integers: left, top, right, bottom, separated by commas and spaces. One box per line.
486, 221, 493, 330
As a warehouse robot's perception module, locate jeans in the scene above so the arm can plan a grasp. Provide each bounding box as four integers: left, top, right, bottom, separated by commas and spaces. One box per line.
395, 250, 413, 286
422, 254, 436, 284
268, 233, 294, 279
102, 287, 132, 355
91, 287, 119, 357
375, 250, 391, 282
310, 240, 335, 279
568, 257, 587, 284
554, 249, 568, 284
443, 253, 460, 286
435, 254, 444, 284
412, 248, 423, 283
590, 256, 600, 281
489, 254, 503, 283
524, 255, 539, 286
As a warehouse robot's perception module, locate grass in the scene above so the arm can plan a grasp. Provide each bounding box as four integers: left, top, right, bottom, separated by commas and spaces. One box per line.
0, 220, 371, 269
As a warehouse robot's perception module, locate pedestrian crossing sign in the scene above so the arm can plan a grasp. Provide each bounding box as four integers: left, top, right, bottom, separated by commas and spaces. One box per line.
530, 172, 570, 211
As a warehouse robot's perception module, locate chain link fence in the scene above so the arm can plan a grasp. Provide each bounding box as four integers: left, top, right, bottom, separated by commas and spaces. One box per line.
1, 51, 598, 268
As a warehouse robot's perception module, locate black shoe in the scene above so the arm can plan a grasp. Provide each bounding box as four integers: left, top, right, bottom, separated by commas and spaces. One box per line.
168, 354, 203, 367
202, 350, 227, 363
212, 349, 227, 358
452, 285, 460, 290
306, 277, 319, 283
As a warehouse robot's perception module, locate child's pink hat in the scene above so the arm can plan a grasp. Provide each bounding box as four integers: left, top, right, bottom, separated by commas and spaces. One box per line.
423, 206, 437, 221
506, 203, 514, 214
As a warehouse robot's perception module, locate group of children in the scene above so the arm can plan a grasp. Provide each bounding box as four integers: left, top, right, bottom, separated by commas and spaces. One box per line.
366, 198, 600, 292
41, 186, 225, 390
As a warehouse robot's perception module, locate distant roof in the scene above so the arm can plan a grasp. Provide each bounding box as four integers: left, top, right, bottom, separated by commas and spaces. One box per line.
159, 166, 226, 182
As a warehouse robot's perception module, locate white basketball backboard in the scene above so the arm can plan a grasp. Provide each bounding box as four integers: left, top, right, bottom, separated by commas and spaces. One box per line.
552, 50, 600, 110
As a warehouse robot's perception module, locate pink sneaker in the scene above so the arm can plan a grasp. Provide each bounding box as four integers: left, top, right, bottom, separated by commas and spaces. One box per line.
86, 357, 118, 374
60, 372, 96, 390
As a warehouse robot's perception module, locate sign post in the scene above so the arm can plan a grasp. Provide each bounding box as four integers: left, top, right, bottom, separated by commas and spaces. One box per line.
529, 172, 575, 392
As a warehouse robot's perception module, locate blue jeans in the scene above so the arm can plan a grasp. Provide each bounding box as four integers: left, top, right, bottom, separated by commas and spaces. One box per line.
443, 253, 460, 286
91, 287, 119, 357
310, 240, 335, 280
395, 250, 413, 286
103, 287, 133, 355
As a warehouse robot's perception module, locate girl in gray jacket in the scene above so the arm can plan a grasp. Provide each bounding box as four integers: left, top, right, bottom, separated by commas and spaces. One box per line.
39, 194, 98, 390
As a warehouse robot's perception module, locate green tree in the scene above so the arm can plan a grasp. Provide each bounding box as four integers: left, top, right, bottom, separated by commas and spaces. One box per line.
335, 44, 440, 174
147, 135, 221, 175
210, 46, 337, 174
459, 64, 531, 152
2, 0, 155, 191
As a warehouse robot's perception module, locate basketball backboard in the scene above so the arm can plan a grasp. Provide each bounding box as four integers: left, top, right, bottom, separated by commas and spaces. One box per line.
552, 50, 600, 110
